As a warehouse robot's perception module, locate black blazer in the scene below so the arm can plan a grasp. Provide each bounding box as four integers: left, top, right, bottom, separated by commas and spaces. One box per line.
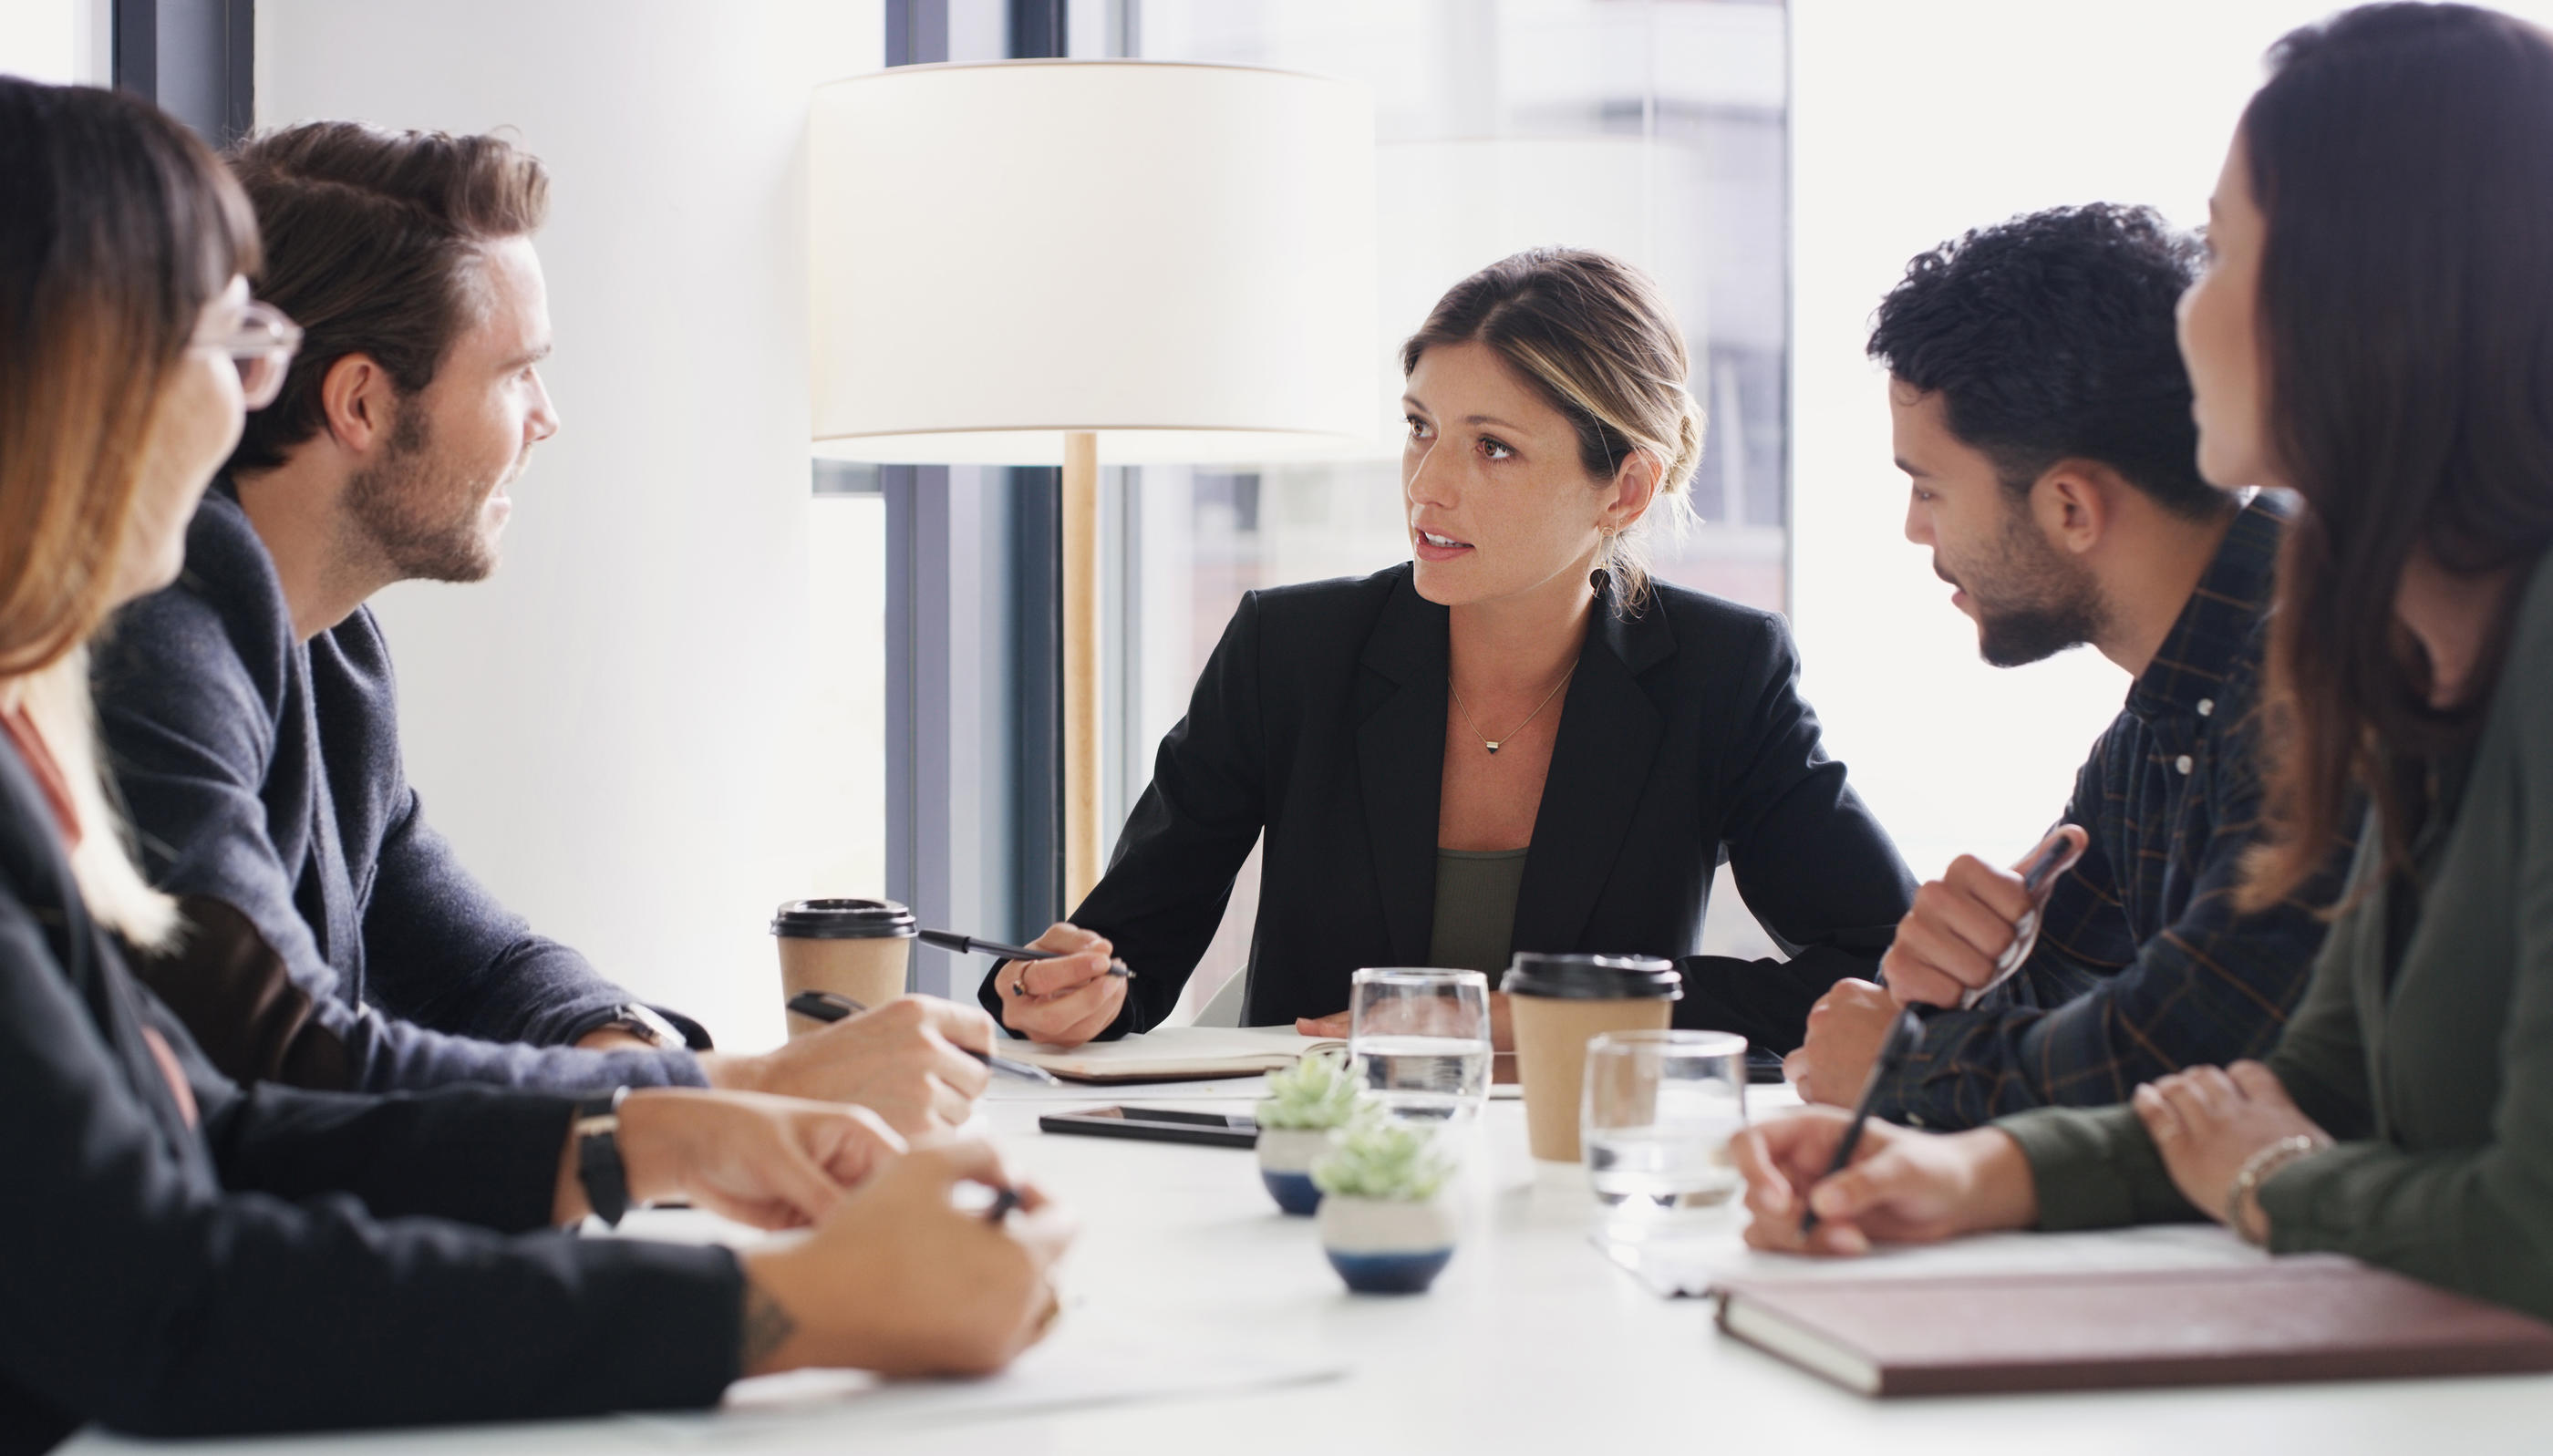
0, 738, 739, 1453
985, 565, 1916, 1052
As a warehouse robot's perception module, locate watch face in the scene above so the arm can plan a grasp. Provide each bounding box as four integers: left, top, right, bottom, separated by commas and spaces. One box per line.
611, 1005, 684, 1049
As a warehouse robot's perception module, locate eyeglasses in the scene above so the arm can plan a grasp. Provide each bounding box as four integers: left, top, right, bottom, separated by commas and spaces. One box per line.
196, 299, 303, 410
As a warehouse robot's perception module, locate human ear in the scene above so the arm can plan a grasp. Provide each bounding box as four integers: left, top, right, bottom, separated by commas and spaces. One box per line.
2033, 462, 2111, 557
1600, 449, 1664, 532
319, 353, 398, 455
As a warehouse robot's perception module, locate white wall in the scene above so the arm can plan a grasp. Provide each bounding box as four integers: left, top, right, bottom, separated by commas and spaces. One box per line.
1789, 0, 2553, 881
258, 1, 883, 1052
0, 0, 108, 84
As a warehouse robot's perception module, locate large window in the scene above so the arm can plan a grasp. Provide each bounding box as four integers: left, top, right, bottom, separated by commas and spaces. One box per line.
1106, 0, 1794, 1019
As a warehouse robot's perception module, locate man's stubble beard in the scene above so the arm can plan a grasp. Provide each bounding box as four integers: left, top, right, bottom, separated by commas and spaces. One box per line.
1968, 505, 2107, 669
343, 398, 506, 585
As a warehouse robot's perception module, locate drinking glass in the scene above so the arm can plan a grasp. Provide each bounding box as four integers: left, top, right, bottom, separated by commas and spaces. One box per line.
1349, 968, 1493, 1120
1582, 1030, 1749, 1223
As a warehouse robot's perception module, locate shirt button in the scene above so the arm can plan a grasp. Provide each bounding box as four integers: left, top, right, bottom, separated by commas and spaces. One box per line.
2176, 755, 2195, 775
2196, 698, 2215, 718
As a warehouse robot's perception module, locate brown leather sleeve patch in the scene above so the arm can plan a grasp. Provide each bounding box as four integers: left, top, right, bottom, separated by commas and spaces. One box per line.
127, 895, 354, 1090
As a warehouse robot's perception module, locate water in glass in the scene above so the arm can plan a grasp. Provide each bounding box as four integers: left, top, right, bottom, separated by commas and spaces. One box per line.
1349, 968, 1493, 1121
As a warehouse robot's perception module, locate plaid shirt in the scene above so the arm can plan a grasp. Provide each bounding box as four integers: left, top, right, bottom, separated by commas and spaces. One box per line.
1877, 495, 2349, 1129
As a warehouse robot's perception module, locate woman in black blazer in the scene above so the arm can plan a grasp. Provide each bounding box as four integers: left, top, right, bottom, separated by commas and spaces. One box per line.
990, 251, 1915, 1052
0, 79, 1062, 1450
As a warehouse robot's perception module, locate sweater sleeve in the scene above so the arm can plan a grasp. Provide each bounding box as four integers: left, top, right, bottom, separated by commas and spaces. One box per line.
0, 905, 741, 1441
94, 584, 707, 1094
1674, 613, 1917, 1052
1990, 856, 2375, 1234
2247, 628, 2553, 1323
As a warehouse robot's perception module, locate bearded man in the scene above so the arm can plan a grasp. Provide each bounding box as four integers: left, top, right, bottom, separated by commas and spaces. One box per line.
1783, 204, 2348, 1129
90, 122, 1000, 1131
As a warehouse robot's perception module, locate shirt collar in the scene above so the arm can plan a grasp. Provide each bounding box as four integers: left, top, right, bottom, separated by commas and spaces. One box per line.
2125, 490, 2289, 724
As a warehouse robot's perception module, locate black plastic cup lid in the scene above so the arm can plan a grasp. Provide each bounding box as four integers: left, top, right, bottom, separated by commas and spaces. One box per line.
1500, 952, 1682, 1000
770, 898, 916, 940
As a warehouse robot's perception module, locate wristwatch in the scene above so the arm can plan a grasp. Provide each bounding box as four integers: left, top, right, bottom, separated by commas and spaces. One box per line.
574, 1087, 633, 1227
588, 1003, 687, 1050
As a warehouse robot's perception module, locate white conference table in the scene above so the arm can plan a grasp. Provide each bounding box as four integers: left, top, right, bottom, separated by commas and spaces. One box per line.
70, 1078, 2553, 1455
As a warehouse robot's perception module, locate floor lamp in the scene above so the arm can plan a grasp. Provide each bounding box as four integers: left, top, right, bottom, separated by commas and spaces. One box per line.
811, 59, 1378, 910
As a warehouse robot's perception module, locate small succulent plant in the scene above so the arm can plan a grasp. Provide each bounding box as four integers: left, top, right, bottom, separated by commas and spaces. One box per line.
1310, 1120, 1456, 1203
1256, 1048, 1370, 1131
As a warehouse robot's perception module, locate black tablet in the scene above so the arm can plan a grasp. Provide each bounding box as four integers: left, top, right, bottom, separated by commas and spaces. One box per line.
1038, 1105, 1258, 1149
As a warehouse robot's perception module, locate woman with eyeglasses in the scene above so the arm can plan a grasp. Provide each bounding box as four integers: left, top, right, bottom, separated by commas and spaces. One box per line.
0, 78, 1068, 1451
1733, 1, 2553, 1322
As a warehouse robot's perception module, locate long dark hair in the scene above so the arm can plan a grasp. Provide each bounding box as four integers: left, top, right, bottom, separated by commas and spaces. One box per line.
0, 77, 257, 945
0, 77, 258, 675
2241, 4, 2553, 911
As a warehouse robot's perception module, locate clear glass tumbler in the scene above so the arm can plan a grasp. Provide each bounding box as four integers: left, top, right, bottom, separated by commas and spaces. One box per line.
1581, 1029, 1749, 1221
1349, 967, 1493, 1121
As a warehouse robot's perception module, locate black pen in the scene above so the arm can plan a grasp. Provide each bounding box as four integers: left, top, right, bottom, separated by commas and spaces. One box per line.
1800, 1007, 1925, 1235
982, 1185, 1024, 1224
785, 989, 1061, 1086
921, 928, 1136, 980
919, 929, 1060, 962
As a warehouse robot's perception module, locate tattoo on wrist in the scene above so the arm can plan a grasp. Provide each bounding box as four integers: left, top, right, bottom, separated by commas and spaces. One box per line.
739, 1278, 797, 1371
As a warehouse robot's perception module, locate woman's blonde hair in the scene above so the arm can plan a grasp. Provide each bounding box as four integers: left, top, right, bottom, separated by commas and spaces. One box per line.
1401, 248, 1704, 612
0, 79, 262, 948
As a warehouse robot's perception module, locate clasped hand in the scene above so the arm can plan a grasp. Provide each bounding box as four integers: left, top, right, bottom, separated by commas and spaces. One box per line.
2132, 1060, 2329, 1241
552, 1087, 904, 1230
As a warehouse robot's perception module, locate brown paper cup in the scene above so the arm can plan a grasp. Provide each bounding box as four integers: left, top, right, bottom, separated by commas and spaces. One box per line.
1510, 995, 1674, 1162
777, 937, 913, 1035
770, 898, 916, 1039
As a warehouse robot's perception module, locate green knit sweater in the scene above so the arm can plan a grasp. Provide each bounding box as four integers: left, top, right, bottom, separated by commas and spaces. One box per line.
1999, 551, 2553, 1320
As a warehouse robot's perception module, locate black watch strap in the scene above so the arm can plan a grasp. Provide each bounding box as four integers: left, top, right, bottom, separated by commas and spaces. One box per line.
574, 1088, 632, 1227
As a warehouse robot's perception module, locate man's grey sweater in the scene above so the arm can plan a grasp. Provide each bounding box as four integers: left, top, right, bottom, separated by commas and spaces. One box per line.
92, 483, 711, 1093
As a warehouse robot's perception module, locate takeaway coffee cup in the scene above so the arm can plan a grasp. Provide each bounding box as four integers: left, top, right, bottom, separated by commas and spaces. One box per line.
771, 898, 917, 1038
1502, 952, 1682, 1162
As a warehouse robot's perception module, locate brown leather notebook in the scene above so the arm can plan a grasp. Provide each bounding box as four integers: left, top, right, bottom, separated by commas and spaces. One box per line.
1715, 1255, 2553, 1397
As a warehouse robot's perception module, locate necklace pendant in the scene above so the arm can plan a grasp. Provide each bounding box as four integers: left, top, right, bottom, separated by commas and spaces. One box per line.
1485, 741, 1501, 754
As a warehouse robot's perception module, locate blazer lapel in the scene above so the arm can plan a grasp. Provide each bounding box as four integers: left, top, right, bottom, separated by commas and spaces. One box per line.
1511, 578, 1673, 953
1356, 572, 1448, 967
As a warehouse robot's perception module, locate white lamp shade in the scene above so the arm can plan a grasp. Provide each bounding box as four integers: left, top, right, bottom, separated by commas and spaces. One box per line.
810, 60, 1380, 466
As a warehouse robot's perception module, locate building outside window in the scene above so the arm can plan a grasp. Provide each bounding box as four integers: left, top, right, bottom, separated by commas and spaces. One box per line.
1107, 0, 1794, 1017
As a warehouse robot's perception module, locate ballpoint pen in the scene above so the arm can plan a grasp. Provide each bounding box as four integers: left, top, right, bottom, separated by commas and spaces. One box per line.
1801, 1007, 1925, 1235
783, 988, 1062, 1085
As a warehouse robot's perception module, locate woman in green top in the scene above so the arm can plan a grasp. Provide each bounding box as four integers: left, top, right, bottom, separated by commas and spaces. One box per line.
1733, 1, 2553, 1321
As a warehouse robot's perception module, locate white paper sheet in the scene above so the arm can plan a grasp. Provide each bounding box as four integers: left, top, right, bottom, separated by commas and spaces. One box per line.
617, 1325, 1346, 1445
1597, 1220, 2269, 1298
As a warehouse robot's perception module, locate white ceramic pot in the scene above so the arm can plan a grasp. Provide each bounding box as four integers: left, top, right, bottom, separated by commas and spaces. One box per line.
1254, 1124, 1335, 1215
1317, 1194, 1457, 1294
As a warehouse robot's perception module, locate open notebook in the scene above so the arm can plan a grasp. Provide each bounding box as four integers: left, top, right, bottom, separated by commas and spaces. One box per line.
1008, 1026, 1345, 1084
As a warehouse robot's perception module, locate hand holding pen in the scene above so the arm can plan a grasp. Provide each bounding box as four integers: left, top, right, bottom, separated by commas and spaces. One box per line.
987, 922, 1132, 1050
1880, 823, 2091, 1010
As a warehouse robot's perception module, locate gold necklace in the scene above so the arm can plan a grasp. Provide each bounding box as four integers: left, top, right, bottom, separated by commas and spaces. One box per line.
1448, 666, 1575, 755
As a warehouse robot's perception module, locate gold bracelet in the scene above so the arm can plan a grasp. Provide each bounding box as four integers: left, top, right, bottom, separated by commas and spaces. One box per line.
2226, 1133, 2322, 1246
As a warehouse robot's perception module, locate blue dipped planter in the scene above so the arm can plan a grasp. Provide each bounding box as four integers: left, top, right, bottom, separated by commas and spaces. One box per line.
1325, 1245, 1455, 1294
1255, 1127, 1334, 1216
1318, 1194, 1457, 1295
